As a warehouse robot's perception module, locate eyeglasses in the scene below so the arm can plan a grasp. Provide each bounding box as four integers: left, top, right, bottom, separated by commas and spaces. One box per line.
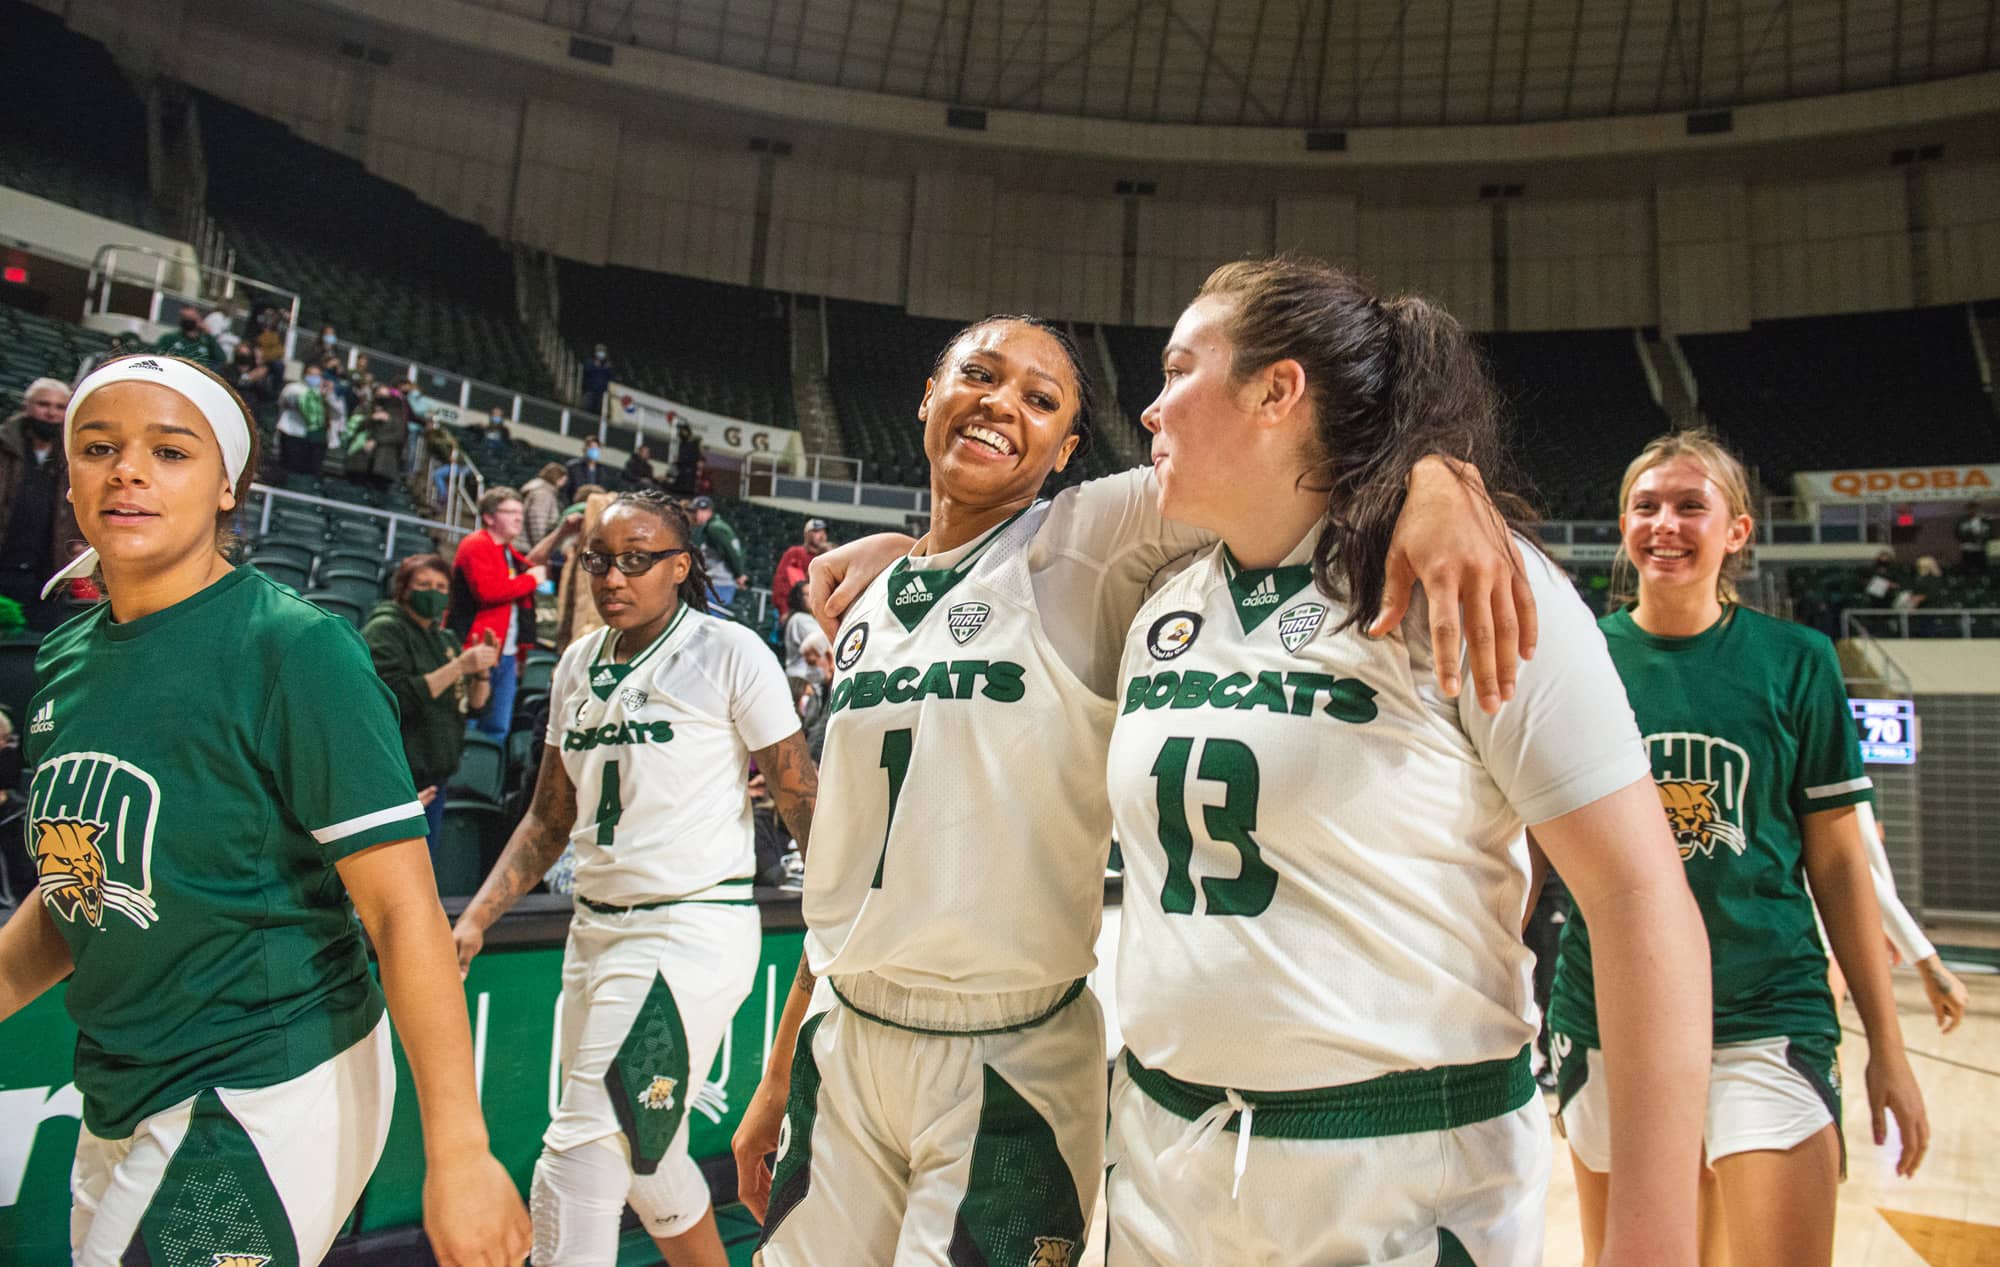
577, 548, 688, 576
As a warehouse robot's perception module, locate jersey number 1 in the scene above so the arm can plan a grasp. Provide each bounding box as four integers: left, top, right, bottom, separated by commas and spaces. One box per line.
1150, 737, 1276, 917
871, 729, 912, 888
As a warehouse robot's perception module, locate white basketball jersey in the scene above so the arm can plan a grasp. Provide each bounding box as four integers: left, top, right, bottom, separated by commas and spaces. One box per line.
803, 506, 1119, 994
546, 606, 800, 905
1107, 535, 1647, 1090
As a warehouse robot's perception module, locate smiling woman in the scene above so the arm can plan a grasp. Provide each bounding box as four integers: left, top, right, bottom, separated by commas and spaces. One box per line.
0, 354, 530, 1267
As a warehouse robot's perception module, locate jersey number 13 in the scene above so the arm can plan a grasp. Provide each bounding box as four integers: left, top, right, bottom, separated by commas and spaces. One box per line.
1150, 737, 1277, 917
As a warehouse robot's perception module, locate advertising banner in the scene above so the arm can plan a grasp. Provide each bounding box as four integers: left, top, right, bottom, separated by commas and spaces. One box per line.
1794, 464, 1999, 504
608, 383, 802, 466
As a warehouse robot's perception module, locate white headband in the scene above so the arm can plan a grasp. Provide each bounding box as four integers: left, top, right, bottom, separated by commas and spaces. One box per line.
42, 355, 254, 599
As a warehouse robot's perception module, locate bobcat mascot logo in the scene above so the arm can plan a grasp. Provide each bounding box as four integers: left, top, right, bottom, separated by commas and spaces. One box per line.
34, 820, 108, 926
1027, 1237, 1075, 1267
210, 1255, 272, 1267
1656, 780, 1746, 859
1646, 732, 1752, 861
639, 1075, 678, 1111
27, 751, 162, 929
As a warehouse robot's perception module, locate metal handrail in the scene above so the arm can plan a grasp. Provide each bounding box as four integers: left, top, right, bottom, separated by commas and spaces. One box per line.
1841, 608, 2000, 641
245, 482, 470, 561
322, 335, 602, 445
85, 244, 304, 363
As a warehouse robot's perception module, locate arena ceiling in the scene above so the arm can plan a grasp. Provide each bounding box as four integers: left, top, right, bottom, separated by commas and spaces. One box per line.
484, 0, 1998, 128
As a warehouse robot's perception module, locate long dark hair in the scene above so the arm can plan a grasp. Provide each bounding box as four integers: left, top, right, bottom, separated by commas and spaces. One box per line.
1196, 257, 1535, 633
603, 489, 716, 615
931, 314, 1097, 466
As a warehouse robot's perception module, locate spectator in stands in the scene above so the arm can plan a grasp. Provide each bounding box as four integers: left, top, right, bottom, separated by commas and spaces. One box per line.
351, 391, 408, 490
483, 406, 510, 451
793, 628, 833, 763
562, 440, 615, 501
623, 441, 656, 488
317, 359, 350, 444
0, 377, 82, 630
222, 342, 277, 411
690, 495, 747, 610
363, 554, 498, 851
202, 305, 240, 362
431, 448, 469, 510
1863, 550, 1905, 604
350, 353, 376, 403
518, 462, 566, 554
276, 371, 329, 475
782, 581, 825, 695
153, 305, 224, 367
323, 356, 360, 416
1956, 502, 1991, 574
450, 486, 580, 740
580, 343, 614, 416
319, 323, 339, 353
771, 516, 831, 621
252, 304, 287, 364
669, 420, 702, 495
401, 376, 433, 422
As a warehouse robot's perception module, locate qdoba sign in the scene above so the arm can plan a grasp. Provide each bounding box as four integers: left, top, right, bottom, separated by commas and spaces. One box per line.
1795, 464, 1998, 504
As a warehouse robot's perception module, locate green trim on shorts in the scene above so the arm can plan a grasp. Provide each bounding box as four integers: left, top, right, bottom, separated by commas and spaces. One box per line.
130, 1089, 301, 1267
1124, 1046, 1534, 1140
759, 1010, 827, 1248
603, 972, 692, 1176
576, 878, 758, 913
829, 977, 1088, 1037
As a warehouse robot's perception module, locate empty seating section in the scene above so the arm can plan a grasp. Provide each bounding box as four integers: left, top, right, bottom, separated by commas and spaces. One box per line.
0, 310, 114, 407
0, 3, 164, 232
824, 300, 960, 486
1103, 322, 1169, 449
1482, 331, 1668, 520
196, 95, 550, 397
1679, 308, 2000, 485
557, 262, 794, 428
1785, 563, 2000, 638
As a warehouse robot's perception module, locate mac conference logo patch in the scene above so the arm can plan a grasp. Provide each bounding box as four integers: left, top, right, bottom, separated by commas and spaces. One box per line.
835, 621, 870, 670
947, 602, 990, 645
1146, 611, 1203, 660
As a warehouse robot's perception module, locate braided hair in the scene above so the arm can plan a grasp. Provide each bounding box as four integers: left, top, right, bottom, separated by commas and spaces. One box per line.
603, 487, 716, 615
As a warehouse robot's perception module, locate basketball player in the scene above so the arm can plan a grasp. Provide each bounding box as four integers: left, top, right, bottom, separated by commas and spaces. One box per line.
0, 354, 528, 1267
731, 313, 1539, 1266
1550, 430, 1931, 1267
1096, 259, 1711, 1266
453, 490, 817, 1267
1842, 797, 1968, 1033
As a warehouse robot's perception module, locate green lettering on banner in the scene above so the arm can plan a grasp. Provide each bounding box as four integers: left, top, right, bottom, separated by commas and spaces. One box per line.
0, 929, 812, 1264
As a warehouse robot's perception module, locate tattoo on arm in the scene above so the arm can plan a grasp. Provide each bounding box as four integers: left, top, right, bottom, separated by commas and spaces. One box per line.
467, 745, 577, 922
753, 732, 818, 855
793, 948, 815, 995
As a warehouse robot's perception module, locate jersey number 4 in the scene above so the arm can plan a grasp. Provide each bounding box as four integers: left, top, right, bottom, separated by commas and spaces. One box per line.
1150, 737, 1277, 917
596, 761, 624, 848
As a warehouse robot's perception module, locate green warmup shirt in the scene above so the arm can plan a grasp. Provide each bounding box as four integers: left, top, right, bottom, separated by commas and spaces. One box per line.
23, 566, 428, 1137
1549, 605, 1872, 1051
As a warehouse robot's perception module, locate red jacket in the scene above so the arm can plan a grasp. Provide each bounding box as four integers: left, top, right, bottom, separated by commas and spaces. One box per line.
773, 545, 816, 620
452, 529, 537, 661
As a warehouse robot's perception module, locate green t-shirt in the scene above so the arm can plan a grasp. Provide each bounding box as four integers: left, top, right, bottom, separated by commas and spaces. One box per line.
150, 330, 225, 368
1549, 605, 1872, 1049
24, 566, 427, 1136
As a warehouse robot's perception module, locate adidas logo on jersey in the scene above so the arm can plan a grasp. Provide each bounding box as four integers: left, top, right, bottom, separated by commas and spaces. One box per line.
1241, 574, 1282, 606
29, 699, 53, 735
893, 575, 933, 606
591, 667, 619, 688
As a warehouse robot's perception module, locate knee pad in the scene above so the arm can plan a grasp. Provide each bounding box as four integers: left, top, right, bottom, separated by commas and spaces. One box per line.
530, 1138, 629, 1266
626, 1149, 711, 1241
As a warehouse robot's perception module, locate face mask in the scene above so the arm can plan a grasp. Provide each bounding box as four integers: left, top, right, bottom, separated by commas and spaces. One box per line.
408, 589, 449, 621
180, 319, 199, 334
585, 446, 600, 461
305, 373, 322, 387
322, 332, 337, 345
28, 418, 61, 442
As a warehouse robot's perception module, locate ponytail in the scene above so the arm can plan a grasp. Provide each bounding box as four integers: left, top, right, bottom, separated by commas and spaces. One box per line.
1196, 258, 1534, 632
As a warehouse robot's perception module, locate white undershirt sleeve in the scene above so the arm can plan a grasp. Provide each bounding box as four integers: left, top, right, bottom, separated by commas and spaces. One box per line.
1856, 800, 1935, 963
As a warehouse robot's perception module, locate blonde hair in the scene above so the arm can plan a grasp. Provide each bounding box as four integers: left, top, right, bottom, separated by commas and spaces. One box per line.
1612, 429, 1754, 607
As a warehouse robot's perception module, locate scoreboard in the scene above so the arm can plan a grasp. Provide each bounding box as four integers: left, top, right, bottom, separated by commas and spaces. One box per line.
1850, 697, 1917, 764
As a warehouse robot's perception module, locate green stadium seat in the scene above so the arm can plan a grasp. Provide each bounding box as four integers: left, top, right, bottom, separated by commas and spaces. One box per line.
448, 734, 506, 806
